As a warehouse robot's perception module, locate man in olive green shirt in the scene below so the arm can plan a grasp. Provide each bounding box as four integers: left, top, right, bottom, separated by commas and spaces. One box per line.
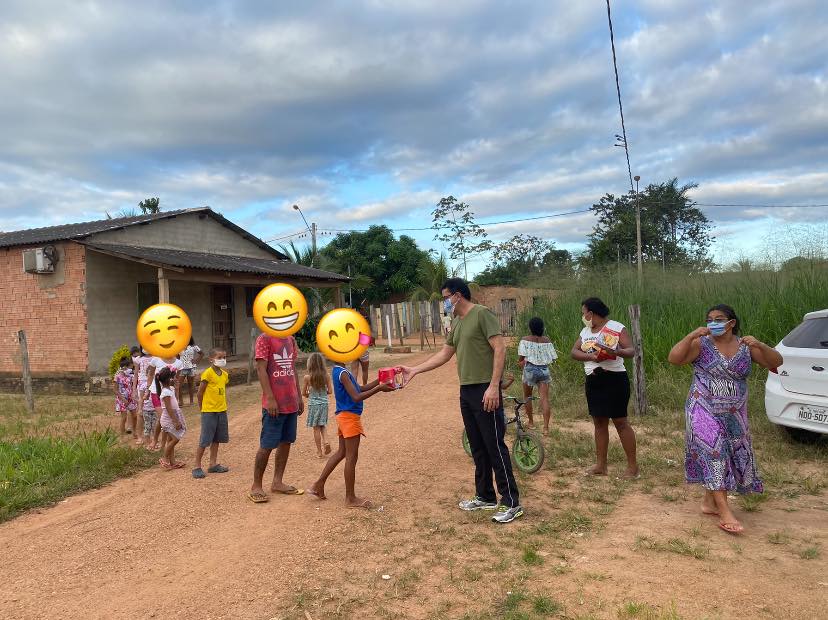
401, 278, 523, 524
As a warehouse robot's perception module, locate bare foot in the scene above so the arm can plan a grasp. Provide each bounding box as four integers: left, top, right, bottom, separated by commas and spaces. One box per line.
542, 428, 549, 437
346, 497, 373, 509
584, 465, 608, 476
324, 443, 332, 455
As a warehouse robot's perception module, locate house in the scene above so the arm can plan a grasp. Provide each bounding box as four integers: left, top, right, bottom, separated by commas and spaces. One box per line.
472, 285, 555, 333
0, 207, 347, 392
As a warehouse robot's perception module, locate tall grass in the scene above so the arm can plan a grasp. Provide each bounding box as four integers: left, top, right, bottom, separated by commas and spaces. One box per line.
522, 263, 828, 411
0, 429, 155, 522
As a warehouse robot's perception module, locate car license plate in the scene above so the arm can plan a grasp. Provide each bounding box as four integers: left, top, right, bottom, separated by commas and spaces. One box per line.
798, 405, 828, 425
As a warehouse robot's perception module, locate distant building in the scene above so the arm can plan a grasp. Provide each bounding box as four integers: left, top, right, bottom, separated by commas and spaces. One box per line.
0, 207, 347, 391
472, 285, 554, 334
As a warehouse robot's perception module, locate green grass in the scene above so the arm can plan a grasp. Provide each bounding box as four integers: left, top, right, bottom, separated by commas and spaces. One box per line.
0, 429, 155, 522
634, 535, 710, 560
798, 546, 821, 560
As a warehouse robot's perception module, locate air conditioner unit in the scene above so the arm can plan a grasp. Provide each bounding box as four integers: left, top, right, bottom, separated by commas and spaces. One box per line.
22, 246, 58, 274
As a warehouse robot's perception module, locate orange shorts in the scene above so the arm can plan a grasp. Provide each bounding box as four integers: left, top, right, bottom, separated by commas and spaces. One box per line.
336, 412, 364, 438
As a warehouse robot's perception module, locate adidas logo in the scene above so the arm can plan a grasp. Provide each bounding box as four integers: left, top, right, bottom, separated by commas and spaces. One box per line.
272, 348, 294, 370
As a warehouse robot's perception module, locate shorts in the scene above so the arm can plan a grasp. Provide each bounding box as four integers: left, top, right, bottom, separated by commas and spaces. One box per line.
585, 369, 630, 418
179, 367, 197, 377
260, 410, 298, 449
358, 352, 369, 364
522, 362, 551, 387
142, 409, 157, 435
151, 393, 162, 408
336, 411, 364, 439
199, 412, 229, 447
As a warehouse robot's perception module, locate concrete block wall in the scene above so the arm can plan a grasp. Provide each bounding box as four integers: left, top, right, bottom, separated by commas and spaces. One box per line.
85, 250, 157, 372
92, 212, 275, 260
0, 242, 88, 374
85, 250, 220, 373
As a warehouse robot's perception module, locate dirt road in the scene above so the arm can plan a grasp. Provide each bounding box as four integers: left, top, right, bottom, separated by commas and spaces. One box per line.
1, 354, 826, 619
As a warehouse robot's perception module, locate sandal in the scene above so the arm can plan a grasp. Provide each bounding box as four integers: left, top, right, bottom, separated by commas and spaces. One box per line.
247, 491, 269, 504
718, 521, 744, 535
347, 499, 373, 509
272, 486, 304, 495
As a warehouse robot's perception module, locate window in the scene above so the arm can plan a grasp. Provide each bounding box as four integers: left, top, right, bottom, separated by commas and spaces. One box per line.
245, 286, 264, 317
137, 282, 159, 315
782, 317, 828, 349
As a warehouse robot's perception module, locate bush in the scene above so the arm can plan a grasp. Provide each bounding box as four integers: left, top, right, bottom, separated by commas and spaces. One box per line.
295, 315, 320, 352
108, 345, 131, 377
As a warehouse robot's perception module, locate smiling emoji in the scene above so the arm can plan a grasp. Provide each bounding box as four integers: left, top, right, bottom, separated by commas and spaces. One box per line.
136, 303, 192, 358
316, 308, 372, 364
253, 283, 308, 337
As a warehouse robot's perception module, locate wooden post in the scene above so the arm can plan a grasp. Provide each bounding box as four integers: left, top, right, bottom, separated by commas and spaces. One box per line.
247, 327, 257, 385
18, 330, 34, 413
395, 303, 405, 346
157, 267, 170, 303
628, 304, 647, 415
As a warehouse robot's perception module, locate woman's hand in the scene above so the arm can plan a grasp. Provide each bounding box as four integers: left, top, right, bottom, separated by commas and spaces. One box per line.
689, 326, 710, 340
740, 336, 760, 348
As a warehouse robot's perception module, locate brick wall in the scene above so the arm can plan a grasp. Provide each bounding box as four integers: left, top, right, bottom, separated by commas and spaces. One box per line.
0, 242, 88, 374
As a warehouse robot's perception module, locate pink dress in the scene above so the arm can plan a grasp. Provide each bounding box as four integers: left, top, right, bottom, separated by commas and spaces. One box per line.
159, 387, 186, 440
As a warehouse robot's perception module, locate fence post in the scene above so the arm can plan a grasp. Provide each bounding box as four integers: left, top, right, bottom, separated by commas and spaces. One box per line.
247, 327, 257, 385
18, 330, 34, 413
627, 304, 647, 415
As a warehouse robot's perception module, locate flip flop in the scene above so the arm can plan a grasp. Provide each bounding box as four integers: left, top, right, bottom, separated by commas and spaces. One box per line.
347, 499, 373, 509
307, 488, 327, 500
247, 492, 269, 504
272, 487, 304, 495
718, 521, 743, 535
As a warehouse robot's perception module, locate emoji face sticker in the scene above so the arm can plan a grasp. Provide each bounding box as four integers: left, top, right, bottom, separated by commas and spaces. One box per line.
316, 308, 372, 364
136, 303, 192, 358
252, 283, 308, 337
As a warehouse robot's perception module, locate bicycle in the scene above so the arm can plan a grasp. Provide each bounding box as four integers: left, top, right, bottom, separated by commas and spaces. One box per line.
461, 396, 546, 474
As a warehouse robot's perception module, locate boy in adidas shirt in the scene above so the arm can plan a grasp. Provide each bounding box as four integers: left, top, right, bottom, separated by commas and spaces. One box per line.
248, 332, 305, 503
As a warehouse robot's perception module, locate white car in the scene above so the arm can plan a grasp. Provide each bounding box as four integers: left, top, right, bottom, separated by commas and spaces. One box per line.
765, 309, 828, 440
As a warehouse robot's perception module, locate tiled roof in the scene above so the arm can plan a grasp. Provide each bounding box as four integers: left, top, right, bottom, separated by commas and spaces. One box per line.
83, 242, 348, 283
0, 207, 286, 261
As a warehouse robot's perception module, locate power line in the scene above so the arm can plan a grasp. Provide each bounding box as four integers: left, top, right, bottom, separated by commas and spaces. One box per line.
605, 0, 634, 193
264, 201, 827, 239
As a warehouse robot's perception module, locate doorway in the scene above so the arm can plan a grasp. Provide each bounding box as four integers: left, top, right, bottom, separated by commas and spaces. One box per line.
212, 285, 235, 355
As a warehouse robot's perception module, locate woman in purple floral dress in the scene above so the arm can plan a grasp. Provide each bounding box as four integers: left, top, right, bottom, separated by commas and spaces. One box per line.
668, 304, 782, 534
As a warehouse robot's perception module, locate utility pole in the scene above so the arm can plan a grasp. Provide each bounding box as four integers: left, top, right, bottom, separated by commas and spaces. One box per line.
311, 222, 317, 267
634, 175, 642, 286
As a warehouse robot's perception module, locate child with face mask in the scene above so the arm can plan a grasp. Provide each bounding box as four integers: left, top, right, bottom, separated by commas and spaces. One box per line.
192, 348, 231, 479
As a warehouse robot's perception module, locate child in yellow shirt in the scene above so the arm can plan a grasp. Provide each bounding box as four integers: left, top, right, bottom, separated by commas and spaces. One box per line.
193, 348, 230, 479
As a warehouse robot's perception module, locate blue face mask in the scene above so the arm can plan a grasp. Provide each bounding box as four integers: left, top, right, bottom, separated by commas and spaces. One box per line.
707, 321, 729, 336
443, 295, 455, 315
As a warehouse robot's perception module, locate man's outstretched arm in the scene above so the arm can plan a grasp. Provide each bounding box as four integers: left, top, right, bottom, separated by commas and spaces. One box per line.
400, 344, 455, 385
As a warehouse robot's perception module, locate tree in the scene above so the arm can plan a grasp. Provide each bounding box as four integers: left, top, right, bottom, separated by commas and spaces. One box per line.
139, 197, 161, 214
432, 196, 492, 279
320, 225, 428, 304
409, 252, 452, 303
475, 235, 571, 286
583, 178, 712, 269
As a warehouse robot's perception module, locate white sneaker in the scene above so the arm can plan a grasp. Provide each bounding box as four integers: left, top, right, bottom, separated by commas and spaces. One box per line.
458, 496, 499, 511
492, 505, 524, 523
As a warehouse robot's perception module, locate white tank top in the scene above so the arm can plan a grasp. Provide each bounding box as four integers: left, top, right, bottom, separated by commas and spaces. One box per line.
579, 319, 626, 375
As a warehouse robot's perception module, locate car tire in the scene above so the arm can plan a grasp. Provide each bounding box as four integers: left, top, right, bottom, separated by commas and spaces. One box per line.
783, 426, 824, 444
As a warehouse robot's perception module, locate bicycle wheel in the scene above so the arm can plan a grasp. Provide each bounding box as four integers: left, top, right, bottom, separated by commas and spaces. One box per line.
512, 432, 545, 474
461, 429, 472, 457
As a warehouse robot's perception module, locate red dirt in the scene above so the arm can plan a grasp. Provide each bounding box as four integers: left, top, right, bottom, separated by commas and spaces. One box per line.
1, 353, 826, 619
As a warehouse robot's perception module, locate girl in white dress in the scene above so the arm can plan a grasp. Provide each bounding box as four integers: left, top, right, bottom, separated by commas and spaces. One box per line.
517, 317, 558, 435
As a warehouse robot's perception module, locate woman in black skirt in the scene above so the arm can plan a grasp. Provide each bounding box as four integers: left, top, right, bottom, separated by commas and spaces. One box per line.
570, 297, 639, 479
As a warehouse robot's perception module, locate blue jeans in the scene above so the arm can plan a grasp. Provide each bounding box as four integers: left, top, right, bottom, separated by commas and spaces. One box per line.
260, 410, 298, 449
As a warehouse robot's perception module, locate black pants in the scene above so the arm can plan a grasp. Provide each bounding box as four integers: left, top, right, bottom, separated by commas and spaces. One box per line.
460, 383, 520, 508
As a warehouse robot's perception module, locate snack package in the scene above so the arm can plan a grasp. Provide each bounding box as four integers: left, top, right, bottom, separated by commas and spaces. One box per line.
595, 324, 620, 361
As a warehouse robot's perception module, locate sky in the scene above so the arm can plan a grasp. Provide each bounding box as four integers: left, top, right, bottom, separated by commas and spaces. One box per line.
1, 1, 826, 274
